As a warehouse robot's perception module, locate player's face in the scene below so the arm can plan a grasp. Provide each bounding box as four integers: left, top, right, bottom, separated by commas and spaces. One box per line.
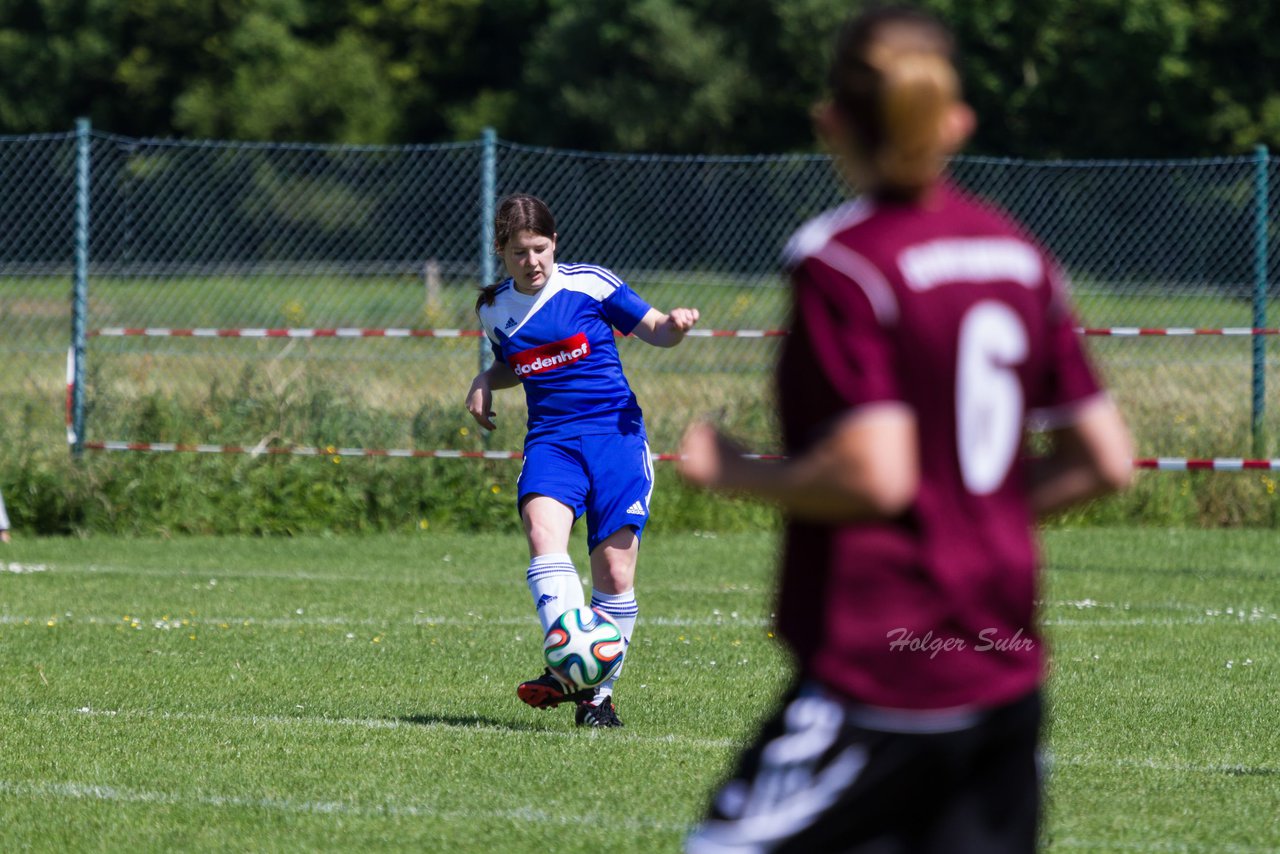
501, 229, 557, 294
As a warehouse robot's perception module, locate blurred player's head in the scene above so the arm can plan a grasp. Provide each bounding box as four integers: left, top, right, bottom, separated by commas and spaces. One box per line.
815, 5, 973, 201
495, 194, 558, 293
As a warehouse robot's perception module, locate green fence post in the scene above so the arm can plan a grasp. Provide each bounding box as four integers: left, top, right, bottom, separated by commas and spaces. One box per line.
479, 128, 497, 374
69, 118, 91, 458
1253, 144, 1270, 457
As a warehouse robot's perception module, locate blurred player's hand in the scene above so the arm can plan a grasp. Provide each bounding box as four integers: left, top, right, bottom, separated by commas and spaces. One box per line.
678, 420, 745, 490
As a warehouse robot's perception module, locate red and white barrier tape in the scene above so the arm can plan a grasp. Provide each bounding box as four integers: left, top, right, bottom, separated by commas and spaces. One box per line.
90, 327, 484, 339
89, 326, 1280, 339
81, 441, 784, 461
1078, 327, 1279, 336
1134, 458, 1280, 471
88, 327, 787, 339
80, 443, 1278, 471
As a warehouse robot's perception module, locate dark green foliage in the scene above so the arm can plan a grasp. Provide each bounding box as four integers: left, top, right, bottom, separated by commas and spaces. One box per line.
2, 0, 1278, 156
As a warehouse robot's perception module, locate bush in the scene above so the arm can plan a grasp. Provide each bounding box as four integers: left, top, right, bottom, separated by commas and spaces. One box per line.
4, 384, 1280, 537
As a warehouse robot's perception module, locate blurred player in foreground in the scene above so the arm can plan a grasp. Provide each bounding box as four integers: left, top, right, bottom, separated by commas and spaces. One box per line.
466, 193, 699, 727
680, 5, 1132, 851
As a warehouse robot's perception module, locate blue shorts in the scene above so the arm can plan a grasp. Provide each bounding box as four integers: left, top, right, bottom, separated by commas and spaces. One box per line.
517, 433, 654, 553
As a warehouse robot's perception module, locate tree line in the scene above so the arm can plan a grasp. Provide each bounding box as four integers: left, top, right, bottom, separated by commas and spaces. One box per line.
1, 0, 1277, 158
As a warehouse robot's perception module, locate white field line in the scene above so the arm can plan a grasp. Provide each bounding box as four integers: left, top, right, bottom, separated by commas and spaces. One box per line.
14, 563, 1275, 608
3, 610, 1275, 630
0, 613, 773, 629
0, 779, 692, 833
37, 709, 1280, 775
16, 562, 773, 591
47, 706, 739, 751
1051, 754, 1280, 777
1051, 840, 1279, 853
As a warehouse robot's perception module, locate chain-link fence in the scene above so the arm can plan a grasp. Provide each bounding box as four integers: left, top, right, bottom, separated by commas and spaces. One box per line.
2, 126, 1277, 462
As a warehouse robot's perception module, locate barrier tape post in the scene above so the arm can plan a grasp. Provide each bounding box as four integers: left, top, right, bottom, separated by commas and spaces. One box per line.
69, 117, 91, 458
1253, 144, 1270, 456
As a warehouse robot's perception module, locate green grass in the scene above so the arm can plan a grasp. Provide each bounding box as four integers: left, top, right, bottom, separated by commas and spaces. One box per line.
2, 528, 1278, 851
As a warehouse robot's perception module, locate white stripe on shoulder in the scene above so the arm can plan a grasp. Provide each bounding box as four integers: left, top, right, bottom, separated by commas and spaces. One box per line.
557, 263, 625, 301
782, 198, 875, 269
810, 242, 900, 327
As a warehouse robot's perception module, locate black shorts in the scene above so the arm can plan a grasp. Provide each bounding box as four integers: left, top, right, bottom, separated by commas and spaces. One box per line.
686, 682, 1043, 854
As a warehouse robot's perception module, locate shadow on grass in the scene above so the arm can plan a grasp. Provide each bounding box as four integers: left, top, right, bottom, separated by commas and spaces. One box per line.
1045, 562, 1277, 583
394, 713, 562, 733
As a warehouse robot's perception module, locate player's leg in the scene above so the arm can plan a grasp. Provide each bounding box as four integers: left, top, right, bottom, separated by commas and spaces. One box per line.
585, 525, 640, 708
687, 682, 1037, 854
919, 691, 1042, 854
576, 433, 652, 727
515, 442, 592, 710
521, 495, 582, 633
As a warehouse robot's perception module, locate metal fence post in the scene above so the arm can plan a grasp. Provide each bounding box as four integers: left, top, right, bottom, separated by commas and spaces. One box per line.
478, 128, 497, 374
1253, 144, 1270, 456
68, 118, 92, 458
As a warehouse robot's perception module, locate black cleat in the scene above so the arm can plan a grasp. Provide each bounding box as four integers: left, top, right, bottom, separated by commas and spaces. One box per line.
575, 696, 624, 728
517, 668, 593, 710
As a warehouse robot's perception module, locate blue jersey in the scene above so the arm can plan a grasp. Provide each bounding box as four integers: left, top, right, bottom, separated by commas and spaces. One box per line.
478, 262, 653, 446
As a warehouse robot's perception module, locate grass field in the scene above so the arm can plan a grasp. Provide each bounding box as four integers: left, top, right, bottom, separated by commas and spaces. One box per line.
2, 528, 1278, 851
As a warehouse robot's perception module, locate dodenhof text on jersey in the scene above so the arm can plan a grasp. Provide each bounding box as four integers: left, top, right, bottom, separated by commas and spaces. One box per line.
510, 333, 591, 377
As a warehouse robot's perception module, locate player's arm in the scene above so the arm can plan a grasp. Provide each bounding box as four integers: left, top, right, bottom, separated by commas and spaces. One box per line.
679, 403, 918, 522
1024, 396, 1133, 517
465, 360, 520, 431
630, 307, 700, 348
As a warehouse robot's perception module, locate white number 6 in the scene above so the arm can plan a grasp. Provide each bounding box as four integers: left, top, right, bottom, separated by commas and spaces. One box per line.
956, 301, 1028, 495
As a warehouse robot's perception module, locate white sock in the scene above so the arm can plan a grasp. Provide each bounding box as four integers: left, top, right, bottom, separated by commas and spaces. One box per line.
526, 553, 585, 635
589, 588, 638, 701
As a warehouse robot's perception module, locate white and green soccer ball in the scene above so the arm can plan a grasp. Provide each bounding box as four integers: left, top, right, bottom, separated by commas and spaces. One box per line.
543, 606, 625, 690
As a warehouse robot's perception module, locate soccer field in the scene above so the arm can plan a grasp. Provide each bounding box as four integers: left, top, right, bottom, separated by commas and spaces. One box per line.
1, 529, 1277, 852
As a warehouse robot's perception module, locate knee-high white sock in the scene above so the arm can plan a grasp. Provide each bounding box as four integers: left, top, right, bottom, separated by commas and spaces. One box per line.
589, 588, 638, 699
527, 553, 585, 635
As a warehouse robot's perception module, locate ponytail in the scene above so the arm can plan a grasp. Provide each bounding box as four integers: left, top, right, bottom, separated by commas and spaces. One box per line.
868, 46, 959, 197
828, 7, 959, 200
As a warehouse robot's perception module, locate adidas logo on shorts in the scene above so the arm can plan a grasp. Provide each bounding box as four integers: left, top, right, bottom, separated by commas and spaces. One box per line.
626, 501, 646, 516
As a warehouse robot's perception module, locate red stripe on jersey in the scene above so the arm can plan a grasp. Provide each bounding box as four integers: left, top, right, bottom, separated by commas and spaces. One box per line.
509, 333, 591, 377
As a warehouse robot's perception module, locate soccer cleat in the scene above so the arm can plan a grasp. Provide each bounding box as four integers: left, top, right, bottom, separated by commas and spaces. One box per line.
575, 696, 624, 728
517, 668, 593, 710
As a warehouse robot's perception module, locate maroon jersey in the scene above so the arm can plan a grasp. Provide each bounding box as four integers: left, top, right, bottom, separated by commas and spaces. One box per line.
776, 181, 1103, 711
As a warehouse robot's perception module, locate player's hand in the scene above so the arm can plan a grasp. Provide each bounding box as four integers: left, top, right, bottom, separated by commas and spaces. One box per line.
678, 420, 744, 489
465, 375, 497, 431
667, 307, 700, 333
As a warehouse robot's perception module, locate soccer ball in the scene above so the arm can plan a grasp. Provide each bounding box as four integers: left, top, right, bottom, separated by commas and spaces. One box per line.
543, 606, 625, 690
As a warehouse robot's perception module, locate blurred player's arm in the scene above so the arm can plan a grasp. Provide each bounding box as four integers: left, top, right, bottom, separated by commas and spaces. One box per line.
679, 404, 918, 522
631, 307, 700, 348
465, 360, 520, 431
1025, 396, 1133, 517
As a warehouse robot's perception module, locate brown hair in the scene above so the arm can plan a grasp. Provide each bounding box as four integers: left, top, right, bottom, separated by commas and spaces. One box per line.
476, 194, 557, 308
827, 6, 959, 200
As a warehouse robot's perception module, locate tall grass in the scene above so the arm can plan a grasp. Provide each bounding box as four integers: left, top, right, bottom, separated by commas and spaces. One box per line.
4, 274, 1279, 534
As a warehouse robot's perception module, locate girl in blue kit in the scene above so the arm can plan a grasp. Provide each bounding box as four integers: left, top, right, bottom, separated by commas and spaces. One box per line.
465, 193, 700, 728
